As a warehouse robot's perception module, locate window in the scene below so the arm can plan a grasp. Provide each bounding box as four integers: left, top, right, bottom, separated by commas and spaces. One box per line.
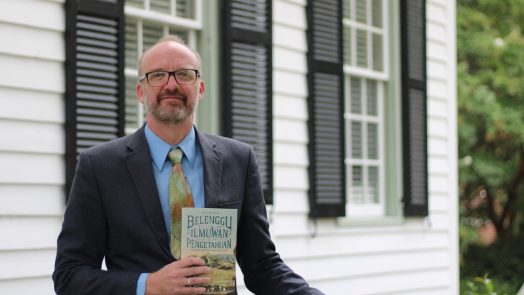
123, 0, 202, 133
306, 0, 427, 218
343, 0, 392, 217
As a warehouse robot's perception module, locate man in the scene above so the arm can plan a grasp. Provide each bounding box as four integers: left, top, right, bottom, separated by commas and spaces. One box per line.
53, 35, 324, 295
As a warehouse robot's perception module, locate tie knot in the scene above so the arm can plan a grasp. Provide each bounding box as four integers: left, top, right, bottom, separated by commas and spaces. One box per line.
168, 147, 183, 164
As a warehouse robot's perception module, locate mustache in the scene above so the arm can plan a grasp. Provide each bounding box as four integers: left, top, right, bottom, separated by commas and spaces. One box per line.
158, 91, 186, 102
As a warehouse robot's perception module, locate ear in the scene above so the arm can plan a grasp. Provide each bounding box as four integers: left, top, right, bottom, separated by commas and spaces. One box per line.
136, 82, 145, 104
197, 79, 205, 101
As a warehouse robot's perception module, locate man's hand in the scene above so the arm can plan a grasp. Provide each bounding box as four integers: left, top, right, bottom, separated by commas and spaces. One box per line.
145, 257, 212, 295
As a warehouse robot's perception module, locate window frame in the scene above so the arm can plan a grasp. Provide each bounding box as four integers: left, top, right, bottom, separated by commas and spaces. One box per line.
341, 0, 403, 222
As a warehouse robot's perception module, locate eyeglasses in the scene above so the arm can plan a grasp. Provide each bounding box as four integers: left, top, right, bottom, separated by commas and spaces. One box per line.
139, 69, 200, 87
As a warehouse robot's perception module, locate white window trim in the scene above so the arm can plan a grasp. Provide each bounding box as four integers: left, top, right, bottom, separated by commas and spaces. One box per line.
343, 0, 392, 218
125, 0, 203, 30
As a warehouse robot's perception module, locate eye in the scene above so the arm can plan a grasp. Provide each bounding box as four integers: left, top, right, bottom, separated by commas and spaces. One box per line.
149, 71, 167, 80
177, 70, 195, 81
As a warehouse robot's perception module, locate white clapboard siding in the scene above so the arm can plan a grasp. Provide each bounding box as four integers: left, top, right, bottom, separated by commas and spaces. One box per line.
274, 230, 449, 257
0, 0, 64, 32
0, 217, 62, 250
274, 142, 309, 167
283, 250, 450, 280
0, 184, 64, 216
0, 22, 64, 61
428, 79, 449, 100
0, 276, 55, 295
0, 54, 64, 93
273, 70, 308, 97
0, 87, 64, 123
0, 119, 64, 154
274, 94, 308, 120
0, 153, 64, 184
0, 1, 65, 294
430, 174, 450, 193
314, 269, 451, 295
241, 0, 457, 294
0, 249, 57, 280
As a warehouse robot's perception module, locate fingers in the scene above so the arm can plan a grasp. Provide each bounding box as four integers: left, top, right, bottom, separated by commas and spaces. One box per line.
169, 276, 211, 295
184, 275, 212, 286
183, 265, 211, 278
176, 256, 206, 267
170, 257, 211, 278
145, 259, 212, 295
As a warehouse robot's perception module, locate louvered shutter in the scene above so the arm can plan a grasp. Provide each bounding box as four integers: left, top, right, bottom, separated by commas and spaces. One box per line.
306, 0, 346, 217
65, 0, 125, 198
401, 0, 428, 216
222, 0, 273, 204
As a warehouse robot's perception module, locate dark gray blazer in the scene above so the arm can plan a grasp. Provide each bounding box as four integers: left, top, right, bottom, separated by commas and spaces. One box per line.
53, 126, 323, 295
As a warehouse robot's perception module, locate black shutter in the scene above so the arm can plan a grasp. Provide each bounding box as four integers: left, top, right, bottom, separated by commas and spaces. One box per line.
222, 0, 273, 204
306, 0, 346, 218
401, 0, 428, 216
65, 0, 125, 199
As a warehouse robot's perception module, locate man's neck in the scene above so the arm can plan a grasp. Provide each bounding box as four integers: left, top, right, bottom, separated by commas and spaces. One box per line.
146, 117, 193, 146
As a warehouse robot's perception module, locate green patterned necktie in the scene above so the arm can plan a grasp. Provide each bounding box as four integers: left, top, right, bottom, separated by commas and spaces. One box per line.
168, 147, 194, 259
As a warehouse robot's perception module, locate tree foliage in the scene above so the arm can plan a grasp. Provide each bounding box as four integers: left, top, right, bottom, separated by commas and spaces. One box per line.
458, 0, 524, 238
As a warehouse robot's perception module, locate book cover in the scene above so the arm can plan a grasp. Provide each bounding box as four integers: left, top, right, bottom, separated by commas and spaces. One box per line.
181, 208, 237, 294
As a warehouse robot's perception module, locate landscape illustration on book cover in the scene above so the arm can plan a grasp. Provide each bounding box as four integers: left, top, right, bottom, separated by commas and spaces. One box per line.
181, 208, 238, 295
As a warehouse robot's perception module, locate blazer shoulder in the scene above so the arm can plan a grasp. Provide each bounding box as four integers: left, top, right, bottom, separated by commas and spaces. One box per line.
81, 132, 136, 158
199, 133, 252, 153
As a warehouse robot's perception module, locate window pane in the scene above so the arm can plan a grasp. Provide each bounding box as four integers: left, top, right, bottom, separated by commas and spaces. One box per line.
356, 0, 367, 24
343, 26, 352, 65
356, 29, 368, 68
367, 123, 378, 159
367, 166, 379, 203
168, 27, 188, 42
351, 121, 362, 159
351, 165, 364, 203
127, 0, 144, 8
125, 18, 139, 70
125, 77, 140, 130
176, 0, 195, 18
372, 0, 382, 28
343, 0, 351, 20
350, 77, 362, 114
372, 33, 383, 71
143, 22, 165, 50
367, 80, 377, 115
150, 0, 171, 15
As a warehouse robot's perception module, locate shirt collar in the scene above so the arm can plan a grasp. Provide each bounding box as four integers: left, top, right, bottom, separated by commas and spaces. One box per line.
144, 124, 198, 171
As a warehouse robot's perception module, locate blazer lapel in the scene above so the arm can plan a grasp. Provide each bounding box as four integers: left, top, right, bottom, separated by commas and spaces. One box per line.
126, 127, 171, 258
196, 131, 223, 208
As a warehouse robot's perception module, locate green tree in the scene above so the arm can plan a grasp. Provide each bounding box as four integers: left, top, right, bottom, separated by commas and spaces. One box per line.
458, 0, 524, 239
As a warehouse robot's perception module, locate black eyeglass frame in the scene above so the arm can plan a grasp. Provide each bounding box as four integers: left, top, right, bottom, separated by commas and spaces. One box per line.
139, 69, 200, 87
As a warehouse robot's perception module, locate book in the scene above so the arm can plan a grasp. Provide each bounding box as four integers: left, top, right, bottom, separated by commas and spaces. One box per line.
181, 208, 237, 295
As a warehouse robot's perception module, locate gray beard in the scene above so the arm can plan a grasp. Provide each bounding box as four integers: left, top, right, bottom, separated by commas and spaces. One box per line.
144, 95, 197, 125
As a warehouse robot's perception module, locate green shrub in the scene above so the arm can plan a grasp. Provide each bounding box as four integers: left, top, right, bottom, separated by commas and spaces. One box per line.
461, 234, 524, 295
460, 275, 518, 295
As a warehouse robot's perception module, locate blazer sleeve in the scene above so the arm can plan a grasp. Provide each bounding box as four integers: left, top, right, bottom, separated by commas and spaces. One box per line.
236, 146, 324, 295
53, 152, 140, 295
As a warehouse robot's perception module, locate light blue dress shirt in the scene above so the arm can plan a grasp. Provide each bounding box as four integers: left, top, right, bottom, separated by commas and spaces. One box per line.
136, 124, 205, 295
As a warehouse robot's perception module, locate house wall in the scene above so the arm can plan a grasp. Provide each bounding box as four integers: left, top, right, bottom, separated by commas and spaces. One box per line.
238, 0, 458, 294
0, 0, 457, 294
0, 0, 65, 294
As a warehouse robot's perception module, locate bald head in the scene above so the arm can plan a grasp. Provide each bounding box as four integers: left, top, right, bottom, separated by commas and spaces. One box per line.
137, 35, 202, 78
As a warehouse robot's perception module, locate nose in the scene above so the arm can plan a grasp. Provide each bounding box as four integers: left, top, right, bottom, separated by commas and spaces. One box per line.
164, 73, 179, 89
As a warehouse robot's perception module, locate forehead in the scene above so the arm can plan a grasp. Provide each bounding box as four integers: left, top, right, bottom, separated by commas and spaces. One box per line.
141, 41, 198, 71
